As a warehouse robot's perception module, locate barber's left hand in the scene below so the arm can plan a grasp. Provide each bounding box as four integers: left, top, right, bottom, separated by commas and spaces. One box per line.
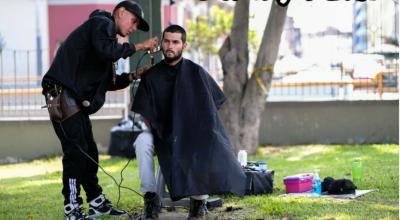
117, 34, 129, 44
136, 37, 158, 51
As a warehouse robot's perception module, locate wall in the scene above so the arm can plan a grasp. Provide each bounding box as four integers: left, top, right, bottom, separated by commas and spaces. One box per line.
259, 100, 398, 145
0, 0, 49, 76
48, 0, 118, 63
0, 100, 398, 163
0, 0, 48, 51
0, 118, 119, 163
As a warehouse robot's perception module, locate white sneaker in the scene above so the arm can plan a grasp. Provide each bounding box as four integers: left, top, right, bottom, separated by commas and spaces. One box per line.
88, 194, 128, 218
64, 203, 95, 220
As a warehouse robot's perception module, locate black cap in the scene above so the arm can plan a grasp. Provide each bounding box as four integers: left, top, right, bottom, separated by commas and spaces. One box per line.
114, 0, 149, 32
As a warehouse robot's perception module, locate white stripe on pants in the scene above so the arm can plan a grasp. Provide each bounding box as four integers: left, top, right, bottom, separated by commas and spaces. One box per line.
69, 178, 77, 204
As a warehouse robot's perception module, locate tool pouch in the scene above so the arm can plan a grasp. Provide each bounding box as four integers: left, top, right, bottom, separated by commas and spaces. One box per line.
45, 86, 80, 122
45, 86, 63, 122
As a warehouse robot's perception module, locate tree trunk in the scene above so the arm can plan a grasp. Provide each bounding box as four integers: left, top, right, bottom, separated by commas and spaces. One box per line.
219, 1, 288, 154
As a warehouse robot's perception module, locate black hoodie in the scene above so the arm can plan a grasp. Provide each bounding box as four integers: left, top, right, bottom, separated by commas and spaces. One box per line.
42, 10, 136, 115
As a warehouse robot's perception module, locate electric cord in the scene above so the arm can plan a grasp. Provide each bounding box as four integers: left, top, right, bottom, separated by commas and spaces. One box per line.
111, 51, 151, 207
58, 123, 143, 199
113, 51, 151, 207
113, 51, 151, 216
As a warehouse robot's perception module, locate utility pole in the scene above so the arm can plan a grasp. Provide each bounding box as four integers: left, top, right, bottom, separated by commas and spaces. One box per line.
35, 0, 42, 85
206, 0, 211, 71
394, 0, 399, 45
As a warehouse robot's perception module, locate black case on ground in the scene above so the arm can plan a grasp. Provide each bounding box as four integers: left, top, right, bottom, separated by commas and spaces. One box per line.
244, 170, 274, 195
108, 130, 141, 158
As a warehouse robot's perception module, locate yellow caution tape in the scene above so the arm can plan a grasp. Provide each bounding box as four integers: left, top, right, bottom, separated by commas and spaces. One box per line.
252, 66, 274, 73
251, 66, 274, 94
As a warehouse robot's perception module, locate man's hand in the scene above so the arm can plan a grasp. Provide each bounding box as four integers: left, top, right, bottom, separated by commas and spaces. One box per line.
117, 34, 129, 44
128, 64, 153, 81
143, 117, 151, 129
135, 37, 158, 51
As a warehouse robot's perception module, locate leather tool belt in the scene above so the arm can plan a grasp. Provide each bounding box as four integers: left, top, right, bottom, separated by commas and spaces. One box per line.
43, 83, 80, 122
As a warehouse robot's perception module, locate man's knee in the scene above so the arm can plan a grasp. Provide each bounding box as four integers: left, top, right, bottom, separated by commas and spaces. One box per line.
134, 132, 154, 156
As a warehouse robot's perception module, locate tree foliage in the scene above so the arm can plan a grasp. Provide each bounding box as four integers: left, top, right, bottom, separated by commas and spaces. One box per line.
186, 6, 258, 59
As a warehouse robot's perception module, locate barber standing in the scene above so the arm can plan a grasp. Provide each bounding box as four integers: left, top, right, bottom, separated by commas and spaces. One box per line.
41, 1, 157, 219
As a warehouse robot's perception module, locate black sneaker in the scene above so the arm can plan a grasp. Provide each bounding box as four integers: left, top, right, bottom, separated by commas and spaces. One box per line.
187, 198, 208, 220
144, 192, 162, 219
88, 194, 128, 218
64, 203, 95, 220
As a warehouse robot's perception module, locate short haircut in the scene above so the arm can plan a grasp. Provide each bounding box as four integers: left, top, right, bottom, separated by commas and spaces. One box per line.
162, 25, 186, 43
112, 2, 123, 15
113, 0, 135, 15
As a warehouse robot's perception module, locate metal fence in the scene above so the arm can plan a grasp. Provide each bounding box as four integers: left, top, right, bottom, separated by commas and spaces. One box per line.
269, 74, 399, 101
268, 59, 399, 101
0, 50, 129, 120
0, 76, 129, 120
0, 49, 398, 120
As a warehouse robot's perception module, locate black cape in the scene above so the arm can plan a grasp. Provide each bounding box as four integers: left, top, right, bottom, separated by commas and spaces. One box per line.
132, 58, 246, 200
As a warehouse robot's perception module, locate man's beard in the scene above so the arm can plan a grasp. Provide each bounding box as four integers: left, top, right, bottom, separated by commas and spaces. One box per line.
163, 50, 183, 64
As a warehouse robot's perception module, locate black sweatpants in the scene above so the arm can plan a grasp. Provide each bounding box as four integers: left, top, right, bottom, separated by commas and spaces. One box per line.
51, 111, 103, 205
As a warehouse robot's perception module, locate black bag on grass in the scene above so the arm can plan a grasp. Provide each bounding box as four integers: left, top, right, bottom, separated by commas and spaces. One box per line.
322, 176, 357, 195
244, 170, 274, 195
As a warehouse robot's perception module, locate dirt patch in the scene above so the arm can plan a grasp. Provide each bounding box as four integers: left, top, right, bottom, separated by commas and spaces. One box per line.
129, 206, 253, 220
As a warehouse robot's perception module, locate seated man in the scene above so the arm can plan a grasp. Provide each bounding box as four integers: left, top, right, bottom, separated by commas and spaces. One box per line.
132, 25, 246, 219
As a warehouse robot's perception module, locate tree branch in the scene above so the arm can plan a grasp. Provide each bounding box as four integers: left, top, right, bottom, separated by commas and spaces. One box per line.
219, 0, 250, 89
245, 2, 288, 103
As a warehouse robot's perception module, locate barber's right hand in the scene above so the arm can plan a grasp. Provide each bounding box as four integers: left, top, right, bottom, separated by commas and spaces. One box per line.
138, 37, 158, 51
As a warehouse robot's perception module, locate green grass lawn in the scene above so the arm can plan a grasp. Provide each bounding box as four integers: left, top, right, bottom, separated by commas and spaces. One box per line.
0, 144, 398, 219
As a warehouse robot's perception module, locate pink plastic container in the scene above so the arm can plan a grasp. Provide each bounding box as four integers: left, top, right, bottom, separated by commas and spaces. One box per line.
283, 173, 313, 193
